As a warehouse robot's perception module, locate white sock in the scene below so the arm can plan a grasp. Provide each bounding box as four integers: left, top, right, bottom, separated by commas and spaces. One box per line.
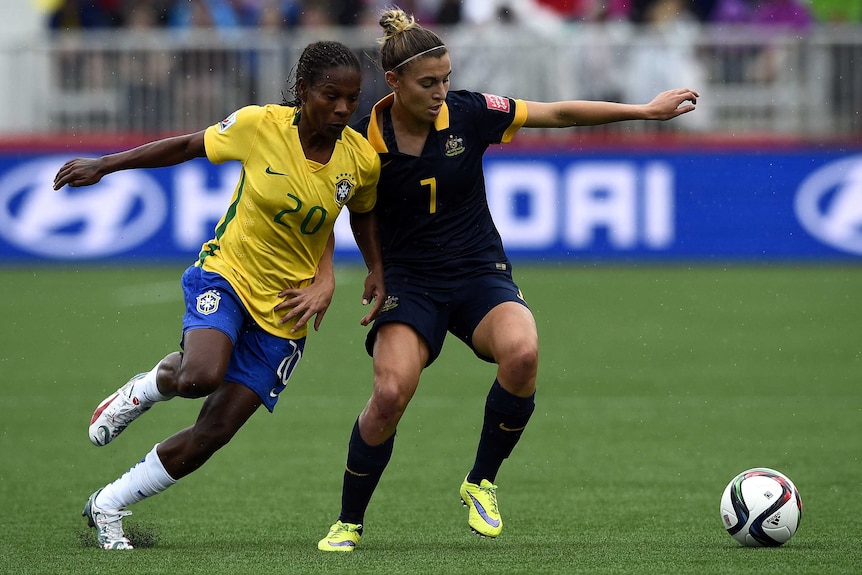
136, 361, 170, 405
95, 444, 177, 511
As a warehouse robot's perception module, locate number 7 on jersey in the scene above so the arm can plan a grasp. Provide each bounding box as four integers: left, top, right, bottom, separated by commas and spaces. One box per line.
421, 177, 437, 214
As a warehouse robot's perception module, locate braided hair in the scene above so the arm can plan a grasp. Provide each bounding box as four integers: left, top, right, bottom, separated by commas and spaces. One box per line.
283, 41, 361, 107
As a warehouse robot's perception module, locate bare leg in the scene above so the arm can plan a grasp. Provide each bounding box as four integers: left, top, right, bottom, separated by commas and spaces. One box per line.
471, 301, 539, 398
157, 381, 261, 479
467, 301, 539, 483
154, 328, 234, 398
335, 323, 428, 526
357, 322, 428, 445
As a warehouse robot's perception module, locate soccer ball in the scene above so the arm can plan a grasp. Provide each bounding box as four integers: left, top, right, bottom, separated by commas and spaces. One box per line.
719, 467, 803, 547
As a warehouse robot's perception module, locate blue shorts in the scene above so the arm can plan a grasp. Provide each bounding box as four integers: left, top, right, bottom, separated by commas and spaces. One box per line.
181, 265, 305, 412
365, 262, 528, 366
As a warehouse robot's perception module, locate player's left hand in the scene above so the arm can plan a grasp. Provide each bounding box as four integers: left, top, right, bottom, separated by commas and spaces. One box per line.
645, 88, 699, 120
276, 275, 335, 333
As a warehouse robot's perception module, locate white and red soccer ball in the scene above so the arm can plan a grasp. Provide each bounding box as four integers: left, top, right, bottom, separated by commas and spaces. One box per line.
720, 467, 803, 547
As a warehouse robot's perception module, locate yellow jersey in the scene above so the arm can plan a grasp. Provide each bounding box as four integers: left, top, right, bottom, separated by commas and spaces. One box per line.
199, 104, 379, 339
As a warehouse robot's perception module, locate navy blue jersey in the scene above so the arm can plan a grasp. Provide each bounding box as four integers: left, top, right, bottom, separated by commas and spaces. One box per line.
354, 90, 527, 279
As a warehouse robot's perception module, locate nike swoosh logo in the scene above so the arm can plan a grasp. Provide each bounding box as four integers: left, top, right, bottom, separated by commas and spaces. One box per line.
381, 160, 393, 168
468, 493, 501, 528
266, 166, 289, 176
499, 423, 526, 432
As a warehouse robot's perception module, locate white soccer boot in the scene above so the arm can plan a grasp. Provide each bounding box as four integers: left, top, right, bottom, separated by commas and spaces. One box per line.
82, 490, 134, 550
88, 373, 152, 446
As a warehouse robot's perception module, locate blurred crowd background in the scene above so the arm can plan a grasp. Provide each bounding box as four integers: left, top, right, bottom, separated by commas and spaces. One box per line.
42, 0, 860, 33
3, 0, 856, 137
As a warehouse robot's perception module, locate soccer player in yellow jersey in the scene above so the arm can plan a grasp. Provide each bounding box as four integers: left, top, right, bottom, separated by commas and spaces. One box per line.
53, 41, 383, 550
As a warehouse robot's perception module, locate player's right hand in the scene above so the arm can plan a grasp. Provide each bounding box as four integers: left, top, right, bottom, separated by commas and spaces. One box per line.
359, 268, 385, 326
53, 158, 103, 190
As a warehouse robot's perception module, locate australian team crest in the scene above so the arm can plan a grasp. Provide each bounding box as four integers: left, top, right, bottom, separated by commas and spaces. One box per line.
334, 173, 355, 206
196, 289, 221, 315
444, 134, 465, 157
380, 294, 399, 313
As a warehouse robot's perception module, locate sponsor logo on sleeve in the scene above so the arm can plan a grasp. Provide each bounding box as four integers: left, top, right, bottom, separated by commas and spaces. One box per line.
483, 93, 510, 113
218, 111, 238, 133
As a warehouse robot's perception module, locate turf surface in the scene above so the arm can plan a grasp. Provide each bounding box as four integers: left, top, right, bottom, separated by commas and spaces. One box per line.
1, 264, 859, 574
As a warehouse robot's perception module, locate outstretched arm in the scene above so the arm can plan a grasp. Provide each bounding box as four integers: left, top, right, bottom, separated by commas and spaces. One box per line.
53, 130, 207, 189
523, 88, 699, 129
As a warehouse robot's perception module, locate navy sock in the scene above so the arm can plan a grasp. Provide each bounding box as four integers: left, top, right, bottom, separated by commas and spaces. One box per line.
467, 380, 535, 485
338, 419, 395, 526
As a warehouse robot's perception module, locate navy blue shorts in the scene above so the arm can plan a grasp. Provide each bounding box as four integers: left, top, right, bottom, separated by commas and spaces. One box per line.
181, 265, 305, 412
365, 262, 528, 366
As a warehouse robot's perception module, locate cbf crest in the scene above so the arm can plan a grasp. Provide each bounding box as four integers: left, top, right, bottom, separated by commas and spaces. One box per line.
444, 134, 465, 157
334, 173, 355, 207
196, 289, 221, 315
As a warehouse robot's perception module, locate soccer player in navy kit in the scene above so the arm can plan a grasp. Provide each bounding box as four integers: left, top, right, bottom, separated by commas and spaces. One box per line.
317, 8, 699, 551
54, 41, 384, 550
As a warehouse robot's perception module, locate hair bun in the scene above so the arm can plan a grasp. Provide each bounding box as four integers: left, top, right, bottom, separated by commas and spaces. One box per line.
379, 8, 414, 38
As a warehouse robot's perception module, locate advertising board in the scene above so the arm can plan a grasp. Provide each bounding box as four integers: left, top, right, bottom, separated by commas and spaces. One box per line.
1, 149, 860, 263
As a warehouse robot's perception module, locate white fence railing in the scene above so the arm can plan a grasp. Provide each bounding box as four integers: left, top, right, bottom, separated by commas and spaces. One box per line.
2, 23, 861, 138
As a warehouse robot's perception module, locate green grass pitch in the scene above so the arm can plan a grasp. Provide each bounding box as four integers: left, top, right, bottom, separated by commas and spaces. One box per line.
1, 264, 860, 574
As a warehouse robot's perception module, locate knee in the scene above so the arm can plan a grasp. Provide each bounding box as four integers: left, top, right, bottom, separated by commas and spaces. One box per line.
504, 342, 538, 377
175, 362, 223, 398
498, 340, 539, 391
368, 380, 411, 427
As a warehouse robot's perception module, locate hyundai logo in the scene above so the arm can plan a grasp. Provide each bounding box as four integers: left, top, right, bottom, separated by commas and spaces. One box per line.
0, 158, 167, 259
795, 155, 862, 256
